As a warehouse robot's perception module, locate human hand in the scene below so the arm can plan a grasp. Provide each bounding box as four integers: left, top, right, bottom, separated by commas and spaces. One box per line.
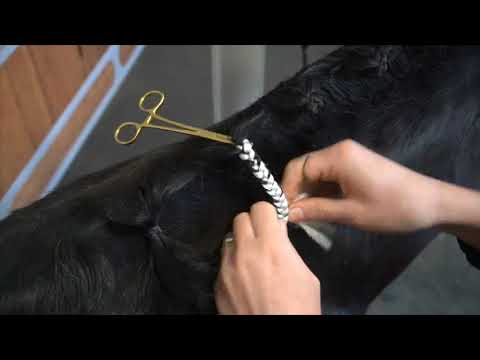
215, 202, 321, 315
282, 139, 443, 233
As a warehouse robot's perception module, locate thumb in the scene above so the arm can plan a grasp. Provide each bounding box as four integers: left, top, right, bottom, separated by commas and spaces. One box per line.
288, 197, 356, 224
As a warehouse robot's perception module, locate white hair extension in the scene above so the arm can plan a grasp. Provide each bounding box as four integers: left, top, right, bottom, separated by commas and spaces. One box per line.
237, 139, 289, 221
236, 140, 333, 251
295, 193, 333, 250
297, 222, 333, 251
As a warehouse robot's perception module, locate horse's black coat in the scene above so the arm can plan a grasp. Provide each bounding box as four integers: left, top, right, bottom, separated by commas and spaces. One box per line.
1, 45, 480, 314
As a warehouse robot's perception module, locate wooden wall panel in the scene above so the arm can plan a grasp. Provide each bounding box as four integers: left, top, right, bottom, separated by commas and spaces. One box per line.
120, 45, 135, 65
12, 63, 114, 210
79, 45, 108, 75
0, 70, 36, 199
4, 46, 53, 146
1, 45, 128, 210
27, 45, 86, 121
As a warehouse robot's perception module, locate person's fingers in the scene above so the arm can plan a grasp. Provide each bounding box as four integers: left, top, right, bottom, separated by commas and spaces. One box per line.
232, 212, 255, 249
288, 197, 357, 224
214, 269, 232, 315
220, 233, 234, 265
214, 236, 234, 314
249, 201, 281, 239
281, 146, 340, 203
281, 154, 309, 203
309, 181, 343, 199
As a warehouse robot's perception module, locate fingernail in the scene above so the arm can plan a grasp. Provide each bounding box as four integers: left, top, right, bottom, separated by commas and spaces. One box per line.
294, 193, 310, 202
289, 208, 304, 222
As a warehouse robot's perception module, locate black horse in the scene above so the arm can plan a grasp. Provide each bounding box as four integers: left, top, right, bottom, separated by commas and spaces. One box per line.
1, 45, 479, 314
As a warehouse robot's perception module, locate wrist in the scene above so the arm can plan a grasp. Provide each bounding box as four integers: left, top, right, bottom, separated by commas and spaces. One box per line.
409, 173, 446, 229
434, 179, 480, 230
429, 179, 454, 228
405, 171, 469, 230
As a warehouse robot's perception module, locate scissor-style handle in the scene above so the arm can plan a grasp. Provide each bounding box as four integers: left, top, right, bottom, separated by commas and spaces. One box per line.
139, 90, 165, 113
114, 89, 234, 146
114, 122, 143, 145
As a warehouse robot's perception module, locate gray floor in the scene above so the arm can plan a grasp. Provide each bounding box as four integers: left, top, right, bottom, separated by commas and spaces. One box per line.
368, 234, 480, 314
60, 45, 480, 314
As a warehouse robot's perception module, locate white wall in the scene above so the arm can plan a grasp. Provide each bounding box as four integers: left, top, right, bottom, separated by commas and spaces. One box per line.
211, 45, 266, 123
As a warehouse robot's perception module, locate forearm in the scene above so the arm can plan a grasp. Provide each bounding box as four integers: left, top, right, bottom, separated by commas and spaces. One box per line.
433, 179, 480, 251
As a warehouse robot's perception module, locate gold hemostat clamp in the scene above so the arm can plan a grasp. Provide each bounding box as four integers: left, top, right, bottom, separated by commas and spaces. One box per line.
114, 90, 233, 146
